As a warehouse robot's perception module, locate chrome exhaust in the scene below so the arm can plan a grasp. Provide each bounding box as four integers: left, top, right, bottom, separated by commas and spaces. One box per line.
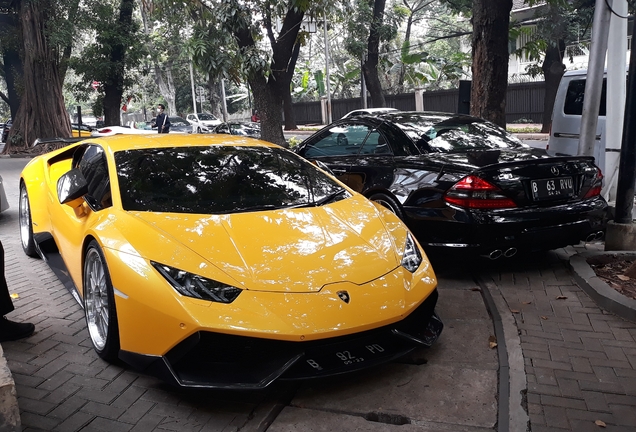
585, 233, 597, 242
595, 231, 605, 240
504, 247, 517, 258
488, 250, 503, 260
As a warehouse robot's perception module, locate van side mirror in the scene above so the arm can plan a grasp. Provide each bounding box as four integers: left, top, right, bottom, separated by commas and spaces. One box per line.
57, 168, 88, 205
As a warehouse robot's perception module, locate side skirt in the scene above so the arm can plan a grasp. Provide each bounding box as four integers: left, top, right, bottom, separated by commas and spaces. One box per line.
34, 233, 83, 309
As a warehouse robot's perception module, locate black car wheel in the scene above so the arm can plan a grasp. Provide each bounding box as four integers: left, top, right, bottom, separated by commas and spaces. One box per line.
84, 240, 120, 362
197, 127, 202, 133
19, 183, 38, 257
368, 192, 404, 219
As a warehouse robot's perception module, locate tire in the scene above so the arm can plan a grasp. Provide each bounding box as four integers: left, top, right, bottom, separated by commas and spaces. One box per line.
197, 127, 202, 133
84, 240, 120, 362
19, 183, 38, 257
368, 192, 404, 220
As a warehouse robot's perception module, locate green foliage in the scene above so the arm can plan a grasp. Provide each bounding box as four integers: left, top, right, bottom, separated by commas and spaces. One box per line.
69, 0, 148, 100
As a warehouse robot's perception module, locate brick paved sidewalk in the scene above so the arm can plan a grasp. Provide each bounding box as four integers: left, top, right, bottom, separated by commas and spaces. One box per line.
480, 247, 636, 432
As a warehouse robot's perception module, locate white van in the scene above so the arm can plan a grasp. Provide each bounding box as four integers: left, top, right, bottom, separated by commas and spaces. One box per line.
547, 69, 607, 171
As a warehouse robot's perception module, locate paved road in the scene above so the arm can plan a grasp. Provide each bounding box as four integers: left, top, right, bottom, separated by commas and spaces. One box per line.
0, 157, 498, 432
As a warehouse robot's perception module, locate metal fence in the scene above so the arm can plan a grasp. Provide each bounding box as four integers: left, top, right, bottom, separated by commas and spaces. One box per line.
291, 81, 546, 125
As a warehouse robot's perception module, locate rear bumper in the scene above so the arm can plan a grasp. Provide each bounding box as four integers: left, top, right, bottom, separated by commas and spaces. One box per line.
405, 196, 609, 254
119, 289, 442, 389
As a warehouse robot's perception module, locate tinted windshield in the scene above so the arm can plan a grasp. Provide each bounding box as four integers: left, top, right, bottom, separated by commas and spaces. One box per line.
170, 117, 189, 127
389, 113, 527, 152
198, 113, 217, 121
115, 146, 346, 214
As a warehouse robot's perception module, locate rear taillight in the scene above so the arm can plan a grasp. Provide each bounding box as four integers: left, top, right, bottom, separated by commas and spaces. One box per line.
444, 175, 517, 209
98, 128, 112, 133
584, 167, 603, 198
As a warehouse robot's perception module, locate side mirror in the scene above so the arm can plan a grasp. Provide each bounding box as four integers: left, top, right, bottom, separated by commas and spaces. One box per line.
57, 168, 88, 205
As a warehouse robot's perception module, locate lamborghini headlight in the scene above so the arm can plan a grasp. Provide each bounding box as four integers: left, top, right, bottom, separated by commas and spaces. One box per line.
151, 262, 242, 303
401, 232, 422, 273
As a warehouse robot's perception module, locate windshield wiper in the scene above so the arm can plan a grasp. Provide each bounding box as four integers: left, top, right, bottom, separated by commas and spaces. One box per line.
293, 189, 348, 208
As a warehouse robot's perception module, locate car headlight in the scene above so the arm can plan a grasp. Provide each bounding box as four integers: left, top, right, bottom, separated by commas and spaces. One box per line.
151, 262, 242, 303
401, 232, 422, 273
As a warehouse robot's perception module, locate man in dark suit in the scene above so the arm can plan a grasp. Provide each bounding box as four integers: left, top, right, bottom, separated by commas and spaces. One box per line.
155, 104, 171, 133
0, 241, 34, 342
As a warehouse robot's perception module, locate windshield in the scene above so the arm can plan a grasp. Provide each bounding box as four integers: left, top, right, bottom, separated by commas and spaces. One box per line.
115, 146, 347, 214
198, 113, 217, 121
170, 117, 189, 127
389, 113, 527, 153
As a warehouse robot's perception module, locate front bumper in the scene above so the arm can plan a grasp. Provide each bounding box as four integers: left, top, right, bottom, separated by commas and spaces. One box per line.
119, 289, 442, 389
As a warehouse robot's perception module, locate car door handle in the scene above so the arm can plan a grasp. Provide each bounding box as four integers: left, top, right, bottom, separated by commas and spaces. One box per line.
330, 168, 347, 175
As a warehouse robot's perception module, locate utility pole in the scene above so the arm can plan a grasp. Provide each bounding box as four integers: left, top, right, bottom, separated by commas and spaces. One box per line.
189, 61, 198, 114
578, 0, 612, 161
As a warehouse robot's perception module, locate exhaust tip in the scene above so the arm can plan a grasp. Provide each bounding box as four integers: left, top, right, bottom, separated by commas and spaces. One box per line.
595, 231, 605, 240
488, 250, 503, 260
504, 247, 517, 258
585, 233, 597, 242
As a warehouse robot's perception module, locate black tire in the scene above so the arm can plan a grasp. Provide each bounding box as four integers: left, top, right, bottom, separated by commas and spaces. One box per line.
18, 183, 38, 257
368, 192, 404, 220
197, 127, 201, 133
83, 240, 120, 362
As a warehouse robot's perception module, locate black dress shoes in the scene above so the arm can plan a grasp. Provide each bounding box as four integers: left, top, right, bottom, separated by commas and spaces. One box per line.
0, 317, 34, 342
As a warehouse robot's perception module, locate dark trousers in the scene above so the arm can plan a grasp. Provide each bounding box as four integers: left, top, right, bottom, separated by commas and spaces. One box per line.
0, 241, 15, 316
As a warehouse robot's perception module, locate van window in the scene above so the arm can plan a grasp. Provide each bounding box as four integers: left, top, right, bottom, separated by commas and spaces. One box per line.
563, 79, 607, 116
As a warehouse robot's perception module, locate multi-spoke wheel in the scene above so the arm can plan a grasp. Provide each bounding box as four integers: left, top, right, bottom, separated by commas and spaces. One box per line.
19, 182, 37, 257
84, 240, 120, 362
368, 192, 404, 220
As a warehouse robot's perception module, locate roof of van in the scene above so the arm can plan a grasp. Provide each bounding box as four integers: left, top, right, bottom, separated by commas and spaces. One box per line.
563, 69, 589, 77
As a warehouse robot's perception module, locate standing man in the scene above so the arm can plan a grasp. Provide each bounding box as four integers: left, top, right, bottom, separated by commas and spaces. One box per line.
155, 104, 171, 133
0, 240, 34, 342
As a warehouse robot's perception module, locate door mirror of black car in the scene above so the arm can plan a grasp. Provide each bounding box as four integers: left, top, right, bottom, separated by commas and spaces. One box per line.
57, 168, 88, 206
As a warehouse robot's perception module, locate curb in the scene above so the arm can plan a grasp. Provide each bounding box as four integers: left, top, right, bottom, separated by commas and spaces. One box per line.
0, 345, 20, 432
569, 251, 636, 323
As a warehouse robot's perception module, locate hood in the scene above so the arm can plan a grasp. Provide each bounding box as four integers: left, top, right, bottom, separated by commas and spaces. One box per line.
130, 196, 400, 293
427, 147, 553, 169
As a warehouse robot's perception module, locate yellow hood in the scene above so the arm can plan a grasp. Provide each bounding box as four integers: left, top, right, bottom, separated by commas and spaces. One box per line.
130, 196, 400, 293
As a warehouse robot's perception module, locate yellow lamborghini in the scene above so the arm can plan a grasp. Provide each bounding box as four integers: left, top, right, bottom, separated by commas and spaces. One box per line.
19, 134, 442, 389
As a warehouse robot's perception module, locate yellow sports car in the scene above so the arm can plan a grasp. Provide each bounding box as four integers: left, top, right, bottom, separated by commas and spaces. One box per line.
19, 134, 442, 389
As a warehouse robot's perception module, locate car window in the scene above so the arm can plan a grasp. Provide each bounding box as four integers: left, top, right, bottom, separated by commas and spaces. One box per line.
198, 113, 217, 121
359, 131, 392, 155
302, 124, 372, 158
563, 78, 607, 116
216, 124, 229, 134
76, 145, 112, 210
170, 117, 189, 127
115, 146, 347, 214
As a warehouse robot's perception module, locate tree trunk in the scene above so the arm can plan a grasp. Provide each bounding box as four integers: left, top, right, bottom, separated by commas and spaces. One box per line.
0, 11, 23, 120
282, 41, 301, 130
5, 0, 70, 152
363, 0, 387, 108
102, 0, 135, 126
470, 0, 512, 127
227, 1, 304, 146
398, 12, 414, 92
541, 42, 565, 133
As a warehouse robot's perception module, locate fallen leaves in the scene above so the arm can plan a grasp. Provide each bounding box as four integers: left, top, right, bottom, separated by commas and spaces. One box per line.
556, 295, 568, 300
541, 316, 549, 320
470, 287, 481, 292
522, 301, 532, 305
9, 293, 18, 299
595, 419, 607, 427
617, 275, 630, 281
488, 335, 497, 349
510, 309, 520, 314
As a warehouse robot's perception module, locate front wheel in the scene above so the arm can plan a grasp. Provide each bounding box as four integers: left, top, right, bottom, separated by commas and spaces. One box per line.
19, 183, 37, 257
368, 192, 404, 220
84, 240, 120, 362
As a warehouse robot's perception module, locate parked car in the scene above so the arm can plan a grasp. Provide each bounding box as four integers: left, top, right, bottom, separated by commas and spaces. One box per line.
295, 111, 609, 258
0, 175, 8, 213
341, 107, 398, 119
166, 116, 193, 133
92, 119, 190, 137
210, 121, 261, 138
18, 134, 442, 389
186, 112, 222, 132
1, 119, 11, 143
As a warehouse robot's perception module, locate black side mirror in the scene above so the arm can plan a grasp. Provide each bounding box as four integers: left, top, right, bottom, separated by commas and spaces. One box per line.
57, 168, 88, 205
